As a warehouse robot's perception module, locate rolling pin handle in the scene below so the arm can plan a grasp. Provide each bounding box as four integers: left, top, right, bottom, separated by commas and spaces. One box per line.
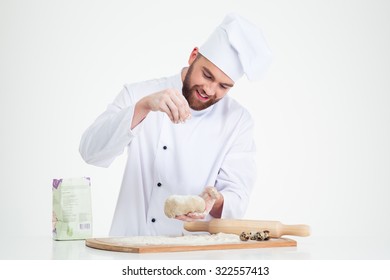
282, 224, 311, 237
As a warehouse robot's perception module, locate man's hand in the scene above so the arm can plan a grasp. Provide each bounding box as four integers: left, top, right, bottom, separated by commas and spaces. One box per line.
132, 89, 191, 128
175, 187, 223, 222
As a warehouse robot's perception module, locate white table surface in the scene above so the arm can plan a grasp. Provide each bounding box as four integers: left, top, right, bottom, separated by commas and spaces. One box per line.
1, 235, 389, 260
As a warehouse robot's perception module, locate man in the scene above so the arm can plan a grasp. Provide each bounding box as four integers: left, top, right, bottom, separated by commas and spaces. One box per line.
79, 13, 272, 236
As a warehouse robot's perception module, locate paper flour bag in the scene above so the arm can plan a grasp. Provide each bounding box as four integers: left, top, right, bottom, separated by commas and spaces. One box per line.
52, 177, 92, 240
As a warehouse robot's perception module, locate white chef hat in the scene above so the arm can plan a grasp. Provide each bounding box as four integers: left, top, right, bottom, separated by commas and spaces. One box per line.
199, 13, 272, 82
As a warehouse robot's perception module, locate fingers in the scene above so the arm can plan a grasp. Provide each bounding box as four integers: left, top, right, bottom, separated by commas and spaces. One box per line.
175, 214, 196, 222
201, 186, 219, 200
199, 187, 219, 214
165, 97, 183, 124
175, 212, 206, 222
204, 199, 216, 213
168, 90, 191, 123
150, 89, 191, 124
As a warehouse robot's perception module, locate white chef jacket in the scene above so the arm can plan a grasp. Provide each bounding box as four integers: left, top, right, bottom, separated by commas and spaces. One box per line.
79, 72, 256, 236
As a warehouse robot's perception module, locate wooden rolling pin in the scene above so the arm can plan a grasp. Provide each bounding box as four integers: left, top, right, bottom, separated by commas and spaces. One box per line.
184, 219, 310, 238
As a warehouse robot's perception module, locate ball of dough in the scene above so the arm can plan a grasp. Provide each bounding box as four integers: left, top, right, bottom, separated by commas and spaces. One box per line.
164, 195, 206, 218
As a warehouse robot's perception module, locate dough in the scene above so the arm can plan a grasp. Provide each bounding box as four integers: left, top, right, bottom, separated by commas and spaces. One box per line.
164, 195, 205, 218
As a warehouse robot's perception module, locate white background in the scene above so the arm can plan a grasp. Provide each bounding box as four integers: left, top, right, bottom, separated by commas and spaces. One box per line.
1, 0, 389, 243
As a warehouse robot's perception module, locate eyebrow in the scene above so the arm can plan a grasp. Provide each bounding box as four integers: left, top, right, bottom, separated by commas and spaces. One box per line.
202, 67, 234, 88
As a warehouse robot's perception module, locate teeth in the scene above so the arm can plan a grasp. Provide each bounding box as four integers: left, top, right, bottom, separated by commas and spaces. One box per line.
197, 90, 208, 99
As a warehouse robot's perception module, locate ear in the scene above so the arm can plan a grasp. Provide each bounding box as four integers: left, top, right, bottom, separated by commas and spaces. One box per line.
188, 47, 199, 65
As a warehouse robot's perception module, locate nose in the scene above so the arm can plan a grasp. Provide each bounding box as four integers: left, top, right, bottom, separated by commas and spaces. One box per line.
203, 82, 217, 96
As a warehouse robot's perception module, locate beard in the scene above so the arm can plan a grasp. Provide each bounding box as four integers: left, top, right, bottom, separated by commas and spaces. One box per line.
182, 64, 221, 111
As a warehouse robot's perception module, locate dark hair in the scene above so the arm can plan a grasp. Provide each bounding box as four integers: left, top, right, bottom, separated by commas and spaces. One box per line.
194, 52, 203, 62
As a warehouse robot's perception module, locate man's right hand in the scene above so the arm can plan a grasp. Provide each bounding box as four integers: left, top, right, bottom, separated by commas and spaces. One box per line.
132, 89, 191, 129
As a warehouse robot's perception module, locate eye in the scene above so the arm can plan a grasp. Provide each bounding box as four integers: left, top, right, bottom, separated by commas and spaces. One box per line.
219, 84, 228, 90
203, 72, 212, 79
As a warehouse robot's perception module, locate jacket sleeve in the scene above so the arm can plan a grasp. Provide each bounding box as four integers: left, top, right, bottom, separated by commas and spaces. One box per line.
215, 111, 257, 219
79, 85, 142, 167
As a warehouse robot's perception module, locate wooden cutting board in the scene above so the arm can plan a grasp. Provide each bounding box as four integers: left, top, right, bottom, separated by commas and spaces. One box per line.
85, 237, 296, 253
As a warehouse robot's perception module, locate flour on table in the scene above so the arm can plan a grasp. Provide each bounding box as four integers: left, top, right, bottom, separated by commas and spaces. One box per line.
107, 233, 240, 246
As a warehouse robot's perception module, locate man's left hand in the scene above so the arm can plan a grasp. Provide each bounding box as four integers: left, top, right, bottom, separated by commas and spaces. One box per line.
175, 187, 223, 221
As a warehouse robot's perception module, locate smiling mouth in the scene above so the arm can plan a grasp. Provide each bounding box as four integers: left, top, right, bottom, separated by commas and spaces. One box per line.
196, 89, 209, 102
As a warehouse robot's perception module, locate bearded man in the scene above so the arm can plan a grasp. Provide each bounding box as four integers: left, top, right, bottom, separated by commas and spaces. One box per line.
79, 13, 272, 236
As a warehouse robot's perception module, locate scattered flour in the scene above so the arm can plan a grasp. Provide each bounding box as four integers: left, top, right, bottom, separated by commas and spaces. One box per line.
107, 233, 240, 246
